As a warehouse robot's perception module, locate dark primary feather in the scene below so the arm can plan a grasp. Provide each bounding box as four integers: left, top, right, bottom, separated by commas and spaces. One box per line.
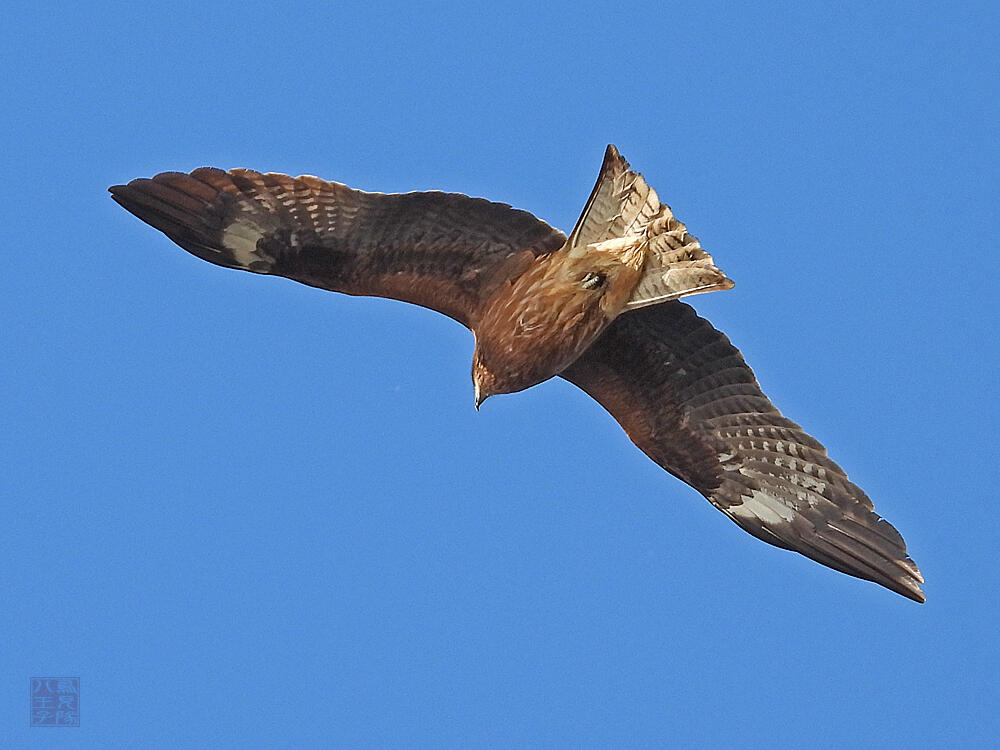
561, 301, 925, 602
109, 168, 566, 326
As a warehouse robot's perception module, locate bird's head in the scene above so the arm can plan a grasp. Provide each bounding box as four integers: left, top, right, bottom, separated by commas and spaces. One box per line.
471, 349, 498, 410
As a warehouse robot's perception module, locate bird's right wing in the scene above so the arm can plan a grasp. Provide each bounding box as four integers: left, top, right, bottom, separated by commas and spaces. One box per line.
110, 168, 567, 327
560, 301, 925, 602
567, 145, 733, 308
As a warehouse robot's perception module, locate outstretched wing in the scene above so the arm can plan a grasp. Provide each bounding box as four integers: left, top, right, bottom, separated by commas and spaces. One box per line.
561, 301, 925, 602
110, 168, 567, 326
567, 145, 733, 308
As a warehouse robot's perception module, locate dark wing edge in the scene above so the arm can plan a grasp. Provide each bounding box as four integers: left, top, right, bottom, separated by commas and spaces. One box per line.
561, 302, 925, 602
109, 168, 567, 327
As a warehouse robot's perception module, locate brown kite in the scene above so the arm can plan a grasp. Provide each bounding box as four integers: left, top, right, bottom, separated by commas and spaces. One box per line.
110, 145, 925, 602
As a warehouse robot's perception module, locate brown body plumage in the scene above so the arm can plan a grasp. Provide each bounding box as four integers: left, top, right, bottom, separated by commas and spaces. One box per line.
473, 238, 646, 404
109, 145, 925, 602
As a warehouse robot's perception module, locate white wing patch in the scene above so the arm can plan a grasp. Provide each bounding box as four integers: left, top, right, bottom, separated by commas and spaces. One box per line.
728, 489, 799, 526
221, 223, 272, 269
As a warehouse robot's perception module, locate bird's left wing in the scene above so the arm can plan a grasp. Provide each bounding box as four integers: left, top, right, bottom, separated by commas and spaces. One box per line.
110, 168, 567, 327
560, 301, 925, 602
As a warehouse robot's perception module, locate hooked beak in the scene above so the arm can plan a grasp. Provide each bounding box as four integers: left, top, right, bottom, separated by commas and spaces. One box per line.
474, 380, 486, 411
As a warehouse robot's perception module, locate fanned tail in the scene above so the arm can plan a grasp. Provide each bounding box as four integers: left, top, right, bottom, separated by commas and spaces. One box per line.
568, 145, 734, 310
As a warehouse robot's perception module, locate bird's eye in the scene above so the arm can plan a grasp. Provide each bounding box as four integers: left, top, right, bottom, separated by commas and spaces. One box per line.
581, 272, 606, 290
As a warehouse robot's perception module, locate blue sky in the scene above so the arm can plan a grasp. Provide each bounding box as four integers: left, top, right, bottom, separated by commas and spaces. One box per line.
2, 1, 998, 747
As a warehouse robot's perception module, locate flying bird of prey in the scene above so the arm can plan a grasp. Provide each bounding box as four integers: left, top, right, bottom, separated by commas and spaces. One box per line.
110, 145, 925, 602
